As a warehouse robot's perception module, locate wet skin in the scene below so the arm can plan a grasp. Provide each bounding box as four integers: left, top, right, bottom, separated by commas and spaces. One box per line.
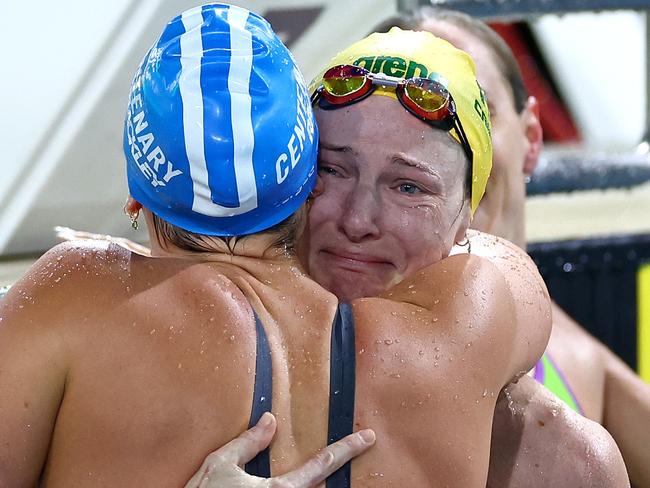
0, 230, 549, 487
0, 97, 551, 487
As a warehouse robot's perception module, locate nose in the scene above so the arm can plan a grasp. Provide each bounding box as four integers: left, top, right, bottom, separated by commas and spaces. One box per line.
338, 185, 381, 242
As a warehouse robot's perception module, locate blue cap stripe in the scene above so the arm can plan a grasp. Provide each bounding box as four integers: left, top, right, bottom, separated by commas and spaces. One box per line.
179, 8, 212, 214
226, 5, 257, 213
178, 6, 257, 218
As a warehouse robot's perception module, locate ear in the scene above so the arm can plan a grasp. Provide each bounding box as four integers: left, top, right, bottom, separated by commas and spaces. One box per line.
123, 196, 143, 215
521, 96, 543, 176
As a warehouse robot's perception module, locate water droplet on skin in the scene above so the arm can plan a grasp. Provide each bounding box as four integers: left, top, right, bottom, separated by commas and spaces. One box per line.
229, 335, 235, 342
482, 389, 488, 397
149, 329, 156, 335
384, 339, 393, 345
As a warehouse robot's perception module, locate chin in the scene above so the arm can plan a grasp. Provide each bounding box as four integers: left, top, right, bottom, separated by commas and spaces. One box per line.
329, 277, 385, 302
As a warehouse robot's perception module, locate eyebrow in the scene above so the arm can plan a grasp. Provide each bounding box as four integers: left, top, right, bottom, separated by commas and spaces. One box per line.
392, 155, 441, 181
319, 142, 355, 155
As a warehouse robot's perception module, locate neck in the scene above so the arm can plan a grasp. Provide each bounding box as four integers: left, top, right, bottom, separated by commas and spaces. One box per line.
148, 231, 293, 261
510, 224, 527, 251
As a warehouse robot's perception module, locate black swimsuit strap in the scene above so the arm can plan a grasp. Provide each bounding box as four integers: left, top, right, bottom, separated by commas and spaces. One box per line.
326, 302, 356, 488
244, 309, 272, 478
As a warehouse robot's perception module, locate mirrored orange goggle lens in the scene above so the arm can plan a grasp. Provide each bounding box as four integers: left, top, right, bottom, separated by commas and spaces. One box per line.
404, 81, 448, 113
322, 75, 367, 97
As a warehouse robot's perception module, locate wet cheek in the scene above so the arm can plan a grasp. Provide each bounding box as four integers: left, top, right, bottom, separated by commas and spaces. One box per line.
309, 193, 341, 228
395, 211, 442, 253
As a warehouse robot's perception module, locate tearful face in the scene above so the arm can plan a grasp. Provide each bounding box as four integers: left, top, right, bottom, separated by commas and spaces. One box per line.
300, 95, 471, 301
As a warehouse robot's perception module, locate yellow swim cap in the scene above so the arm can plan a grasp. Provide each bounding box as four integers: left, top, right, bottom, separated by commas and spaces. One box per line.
311, 27, 492, 214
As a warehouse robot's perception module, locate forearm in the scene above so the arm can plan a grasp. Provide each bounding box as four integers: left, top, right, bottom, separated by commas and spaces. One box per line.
489, 376, 630, 488
603, 352, 650, 486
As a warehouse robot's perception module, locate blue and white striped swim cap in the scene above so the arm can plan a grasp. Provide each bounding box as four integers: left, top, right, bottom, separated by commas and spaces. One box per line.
124, 3, 318, 236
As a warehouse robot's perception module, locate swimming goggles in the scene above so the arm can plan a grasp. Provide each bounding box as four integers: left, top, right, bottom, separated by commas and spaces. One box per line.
311, 64, 474, 168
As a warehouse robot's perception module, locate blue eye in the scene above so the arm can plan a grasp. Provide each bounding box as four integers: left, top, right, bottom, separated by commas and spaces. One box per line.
399, 183, 420, 194
318, 166, 339, 176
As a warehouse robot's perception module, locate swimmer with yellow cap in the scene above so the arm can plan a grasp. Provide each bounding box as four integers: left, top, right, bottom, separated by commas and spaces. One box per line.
310, 27, 492, 214
305, 27, 497, 301
295, 26, 552, 488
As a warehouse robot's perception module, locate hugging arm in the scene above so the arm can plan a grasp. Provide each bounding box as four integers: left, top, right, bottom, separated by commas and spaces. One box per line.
466, 232, 552, 381
489, 375, 630, 488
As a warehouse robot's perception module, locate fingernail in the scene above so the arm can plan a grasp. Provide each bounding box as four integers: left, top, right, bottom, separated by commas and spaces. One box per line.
359, 429, 375, 443
259, 412, 273, 427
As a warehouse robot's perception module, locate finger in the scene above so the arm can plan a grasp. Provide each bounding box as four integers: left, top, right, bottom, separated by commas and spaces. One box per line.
211, 412, 277, 466
275, 429, 375, 487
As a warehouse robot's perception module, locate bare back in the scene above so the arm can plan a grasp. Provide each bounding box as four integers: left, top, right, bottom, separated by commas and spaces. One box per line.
0, 232, 550, 487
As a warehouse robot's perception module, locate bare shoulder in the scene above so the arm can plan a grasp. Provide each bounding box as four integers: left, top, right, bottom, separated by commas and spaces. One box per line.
468, 230, 546, 290
1, 240, 140, 324
370, 231, 551, 381
13, 239, 133, 284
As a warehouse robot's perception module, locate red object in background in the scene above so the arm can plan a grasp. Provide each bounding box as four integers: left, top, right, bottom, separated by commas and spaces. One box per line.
489, 22, 581, 143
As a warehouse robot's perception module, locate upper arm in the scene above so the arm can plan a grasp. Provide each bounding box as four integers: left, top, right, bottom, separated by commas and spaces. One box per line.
468, 231, 552, 382
385, 231, 551, 386
0, 246, 74, 486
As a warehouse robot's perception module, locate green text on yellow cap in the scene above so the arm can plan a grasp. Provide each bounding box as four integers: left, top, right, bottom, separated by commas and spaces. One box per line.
311, 27, 492, 214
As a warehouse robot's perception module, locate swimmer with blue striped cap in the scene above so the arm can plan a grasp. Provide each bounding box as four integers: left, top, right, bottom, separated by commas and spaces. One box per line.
0, 4, 373, 487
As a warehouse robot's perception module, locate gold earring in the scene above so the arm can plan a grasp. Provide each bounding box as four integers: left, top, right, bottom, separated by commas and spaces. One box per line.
124, 207, 139, 230
130, 213, 139, 230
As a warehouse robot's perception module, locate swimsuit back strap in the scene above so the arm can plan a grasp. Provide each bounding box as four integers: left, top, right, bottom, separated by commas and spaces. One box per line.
244, 309, 273, 477
326, 302, 356, 488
